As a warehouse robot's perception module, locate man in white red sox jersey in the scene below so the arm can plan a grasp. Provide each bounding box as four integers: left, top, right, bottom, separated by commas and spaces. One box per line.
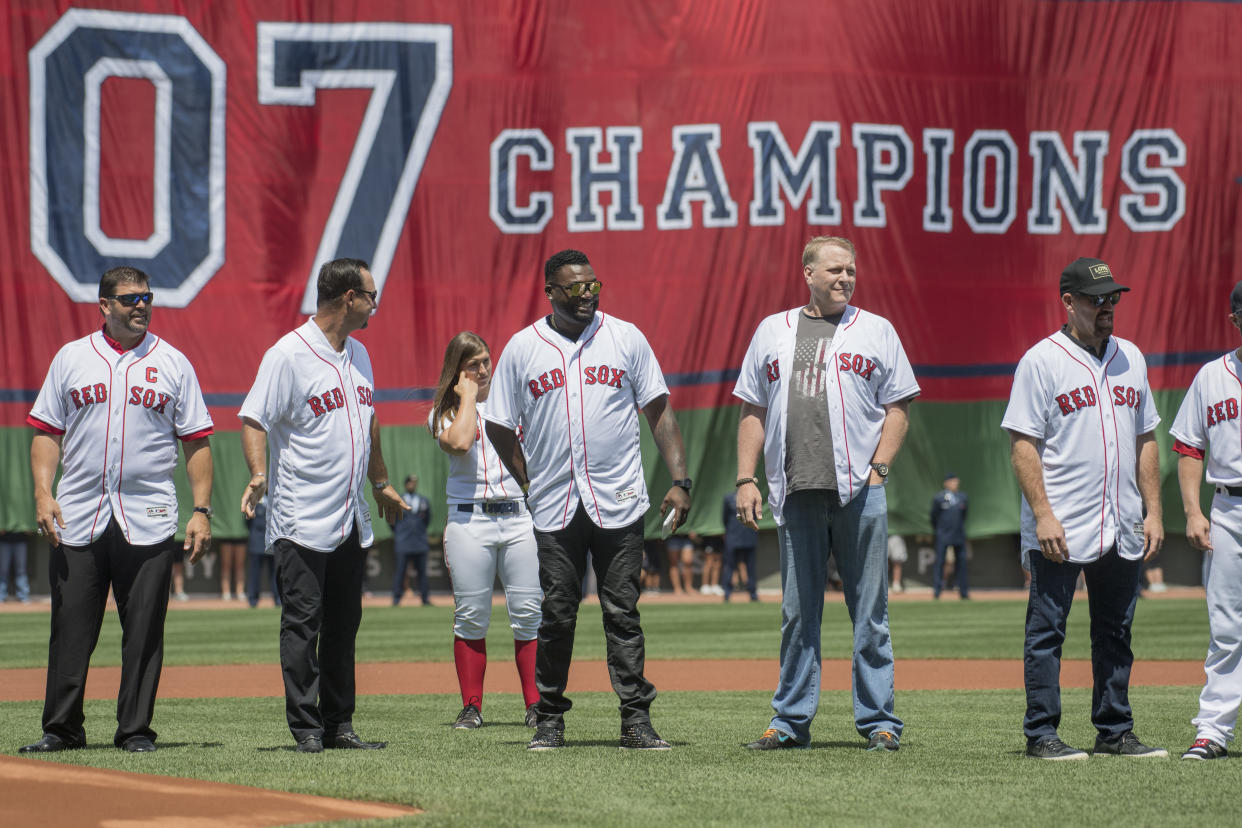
1169, 281, 1242, 761
735, 236, 919, 753
21, 266, 214, 755
239, 258, 408, 754
485, 249, 691, 752
1003, 257, 1167, 761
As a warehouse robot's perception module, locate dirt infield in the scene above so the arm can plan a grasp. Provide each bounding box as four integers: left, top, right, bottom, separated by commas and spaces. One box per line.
0, 657, 1205, 704
0, 755, 419, 827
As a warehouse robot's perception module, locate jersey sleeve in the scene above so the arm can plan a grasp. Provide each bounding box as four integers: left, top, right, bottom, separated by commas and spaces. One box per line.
732, 321, 770, 407
1000, 349, 1049, 438
238, 346, 294, 430
627, 325, 670, 408
1168, 365, 1208, 450
1134, 350, 1161, 435
877, 323, 921, 405
173, 355, 214, 439
482, 338, 521, 430
28, 347, 70, 433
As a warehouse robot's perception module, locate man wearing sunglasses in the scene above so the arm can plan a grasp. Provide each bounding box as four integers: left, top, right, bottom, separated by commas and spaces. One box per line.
22, 266, 214, 754
485, 249, 691, 751
1003, 256, 1166, 760
239, 257, 408, 754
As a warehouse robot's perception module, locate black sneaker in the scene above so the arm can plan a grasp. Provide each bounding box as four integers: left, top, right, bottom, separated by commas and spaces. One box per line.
527, 726, 565, 751
745, 728, 806, 750
1093, 731, 1168, 758
619, 722, 671, 750
1181, 738, 1228, 760
866, 731, 899, 752
453, 704, 483, 730
1026, 736, 1088, 760
524, 704, 538, 728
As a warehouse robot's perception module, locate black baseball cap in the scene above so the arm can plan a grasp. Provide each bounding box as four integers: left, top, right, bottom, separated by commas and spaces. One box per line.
1231, 281, 1242, 315
1059, 257, 1130, 297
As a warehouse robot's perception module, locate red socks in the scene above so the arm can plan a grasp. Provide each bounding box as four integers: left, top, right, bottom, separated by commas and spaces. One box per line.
454, 636, 487, 709
514, 638, 539, 708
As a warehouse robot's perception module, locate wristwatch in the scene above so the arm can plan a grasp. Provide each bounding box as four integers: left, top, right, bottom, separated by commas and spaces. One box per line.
372, 479, 389, 491
193, 506, 213, 519
869, 462, 889, 479
672, 478, 693, 493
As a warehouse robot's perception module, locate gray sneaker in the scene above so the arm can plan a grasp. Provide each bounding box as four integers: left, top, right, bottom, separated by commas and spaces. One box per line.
1026, 736, 1089, 760
1094, 731, 1168, 758
619, 722, 671, 750
527, 726, 565, 751
453, 704, 482, 730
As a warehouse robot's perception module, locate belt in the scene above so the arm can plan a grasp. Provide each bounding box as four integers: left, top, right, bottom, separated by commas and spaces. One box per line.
1216, 485, 1242, 497
457, 501, 525, 515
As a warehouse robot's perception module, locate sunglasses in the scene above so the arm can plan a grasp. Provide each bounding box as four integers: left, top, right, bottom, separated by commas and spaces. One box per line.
103, 292, 153, 307
355, 288, 378, 304
550, 280, 602, 298
1079, 292, 1121, 308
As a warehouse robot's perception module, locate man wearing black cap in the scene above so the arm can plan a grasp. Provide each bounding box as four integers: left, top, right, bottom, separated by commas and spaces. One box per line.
1168, 281, 1242, 761
930, 473, 969, 600
1001, 257, 1167, 760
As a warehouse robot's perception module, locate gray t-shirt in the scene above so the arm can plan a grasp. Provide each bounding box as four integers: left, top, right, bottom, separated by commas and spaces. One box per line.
785, 310, 842, 492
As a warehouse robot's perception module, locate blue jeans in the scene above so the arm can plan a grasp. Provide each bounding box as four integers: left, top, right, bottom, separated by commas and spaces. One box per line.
1023, 547, 1142, 741
771, 487, 900, 744
0, 535, 30, 602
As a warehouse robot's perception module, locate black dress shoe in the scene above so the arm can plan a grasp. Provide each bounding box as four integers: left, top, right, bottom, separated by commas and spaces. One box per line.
295, 735, 324, 753
19, 734, 84, 753
121, 736, 156, 753
325, 730, 386, 750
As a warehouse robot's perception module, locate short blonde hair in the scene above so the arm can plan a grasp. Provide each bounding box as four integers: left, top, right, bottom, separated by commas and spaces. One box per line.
802, 236, 856, 268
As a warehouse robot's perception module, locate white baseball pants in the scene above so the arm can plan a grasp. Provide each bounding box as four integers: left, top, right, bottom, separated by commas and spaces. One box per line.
443, 509, 541, 641
1193, 493, 1242, 745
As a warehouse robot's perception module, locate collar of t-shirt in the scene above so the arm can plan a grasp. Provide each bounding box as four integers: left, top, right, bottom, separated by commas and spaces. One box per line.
1059, 324, 1109, 359
100, 326, 147, 354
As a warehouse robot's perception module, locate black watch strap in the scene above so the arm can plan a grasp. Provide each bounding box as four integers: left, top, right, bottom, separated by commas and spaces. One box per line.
672, 478, 693, 493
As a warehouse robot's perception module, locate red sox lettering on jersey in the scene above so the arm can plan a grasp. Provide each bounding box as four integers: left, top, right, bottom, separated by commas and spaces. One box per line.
27, 330, 214, 546
1001, 330, 1160, 563
734, 305, 920, 522
485, 312, 669, 532
239, 318, 377, 553
1171, 353, 1242, 486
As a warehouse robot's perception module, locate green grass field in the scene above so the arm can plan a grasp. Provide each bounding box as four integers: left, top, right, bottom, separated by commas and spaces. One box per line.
1, 598, 1228, 827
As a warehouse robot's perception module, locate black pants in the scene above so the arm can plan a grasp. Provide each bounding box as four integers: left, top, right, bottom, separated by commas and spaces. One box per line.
42, 519, 173, 746
1023, 547, 1142, 741
274, 528, 366, 742
721, 544, 757, 600
933, 539, 969, 598
533, 504, 655, 727
392, 548, 429, 604
246, 553, 281, 607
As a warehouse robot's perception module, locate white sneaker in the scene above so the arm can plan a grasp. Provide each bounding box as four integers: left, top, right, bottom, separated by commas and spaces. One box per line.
174, 591, 188, 602
1148, 582, 1168, 594
699, 585, 712, 595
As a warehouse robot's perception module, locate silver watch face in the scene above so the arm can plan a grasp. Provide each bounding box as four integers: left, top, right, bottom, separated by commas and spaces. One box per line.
872, 463, 889, 477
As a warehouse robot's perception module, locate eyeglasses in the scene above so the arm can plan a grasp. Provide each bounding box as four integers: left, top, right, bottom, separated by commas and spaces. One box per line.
103, 292, 153, 307
1079, 292, 1121, 308
549, 280, 602, 298
355, 289, 378, 305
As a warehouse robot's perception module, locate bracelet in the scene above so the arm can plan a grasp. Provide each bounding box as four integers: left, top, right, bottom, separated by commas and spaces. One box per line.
251, 472, 265, 479
735, 477, 758, 488
372, 479, 389, 491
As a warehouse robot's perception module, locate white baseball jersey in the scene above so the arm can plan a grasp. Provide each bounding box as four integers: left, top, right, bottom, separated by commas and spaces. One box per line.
733, 305, 920, 522
484, 312, 669, 532
1001, 330, 1159, 563
27, 329, 213, 546
432, 400, 524, 504
240, 318, 376, 553
1170, 351, 1242, 485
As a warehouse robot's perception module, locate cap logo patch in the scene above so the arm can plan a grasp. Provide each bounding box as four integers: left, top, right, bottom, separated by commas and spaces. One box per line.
1089, 264, 1111, 280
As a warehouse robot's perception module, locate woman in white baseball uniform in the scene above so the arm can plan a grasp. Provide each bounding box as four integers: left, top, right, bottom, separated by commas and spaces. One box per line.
430, 332, 542, 729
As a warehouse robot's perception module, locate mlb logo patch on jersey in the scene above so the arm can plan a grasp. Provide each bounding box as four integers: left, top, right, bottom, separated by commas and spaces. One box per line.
1132, 522, 1144, 539
146, 506, 170, 518
616, 488, 638, 504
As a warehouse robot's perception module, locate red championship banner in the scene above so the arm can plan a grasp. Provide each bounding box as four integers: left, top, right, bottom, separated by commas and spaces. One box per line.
4, 0, 1241, 428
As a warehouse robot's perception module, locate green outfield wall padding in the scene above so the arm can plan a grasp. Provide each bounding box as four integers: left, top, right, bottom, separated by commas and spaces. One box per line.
0, 388, 1212, 540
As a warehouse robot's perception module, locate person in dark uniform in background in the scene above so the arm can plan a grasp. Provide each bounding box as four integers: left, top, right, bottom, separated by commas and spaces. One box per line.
930, 473, 969, 600
245, 495, 280, 608
721, 490, 759, 602
392, 475, 433, 606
